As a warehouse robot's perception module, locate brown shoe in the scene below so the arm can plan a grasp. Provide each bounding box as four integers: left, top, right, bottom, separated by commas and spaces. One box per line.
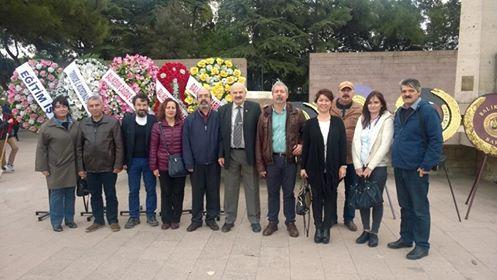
262, 222, 278, 236
286, 222, 299, 238
170, 223, 179, 229
85, 223, 104, 233
110, 223, 121, 232
345, 221, 358, 232
161, 223, 170, 230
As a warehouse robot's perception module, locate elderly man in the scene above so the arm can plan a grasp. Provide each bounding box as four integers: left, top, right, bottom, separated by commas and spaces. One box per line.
256, 81, 305, 237
329, 81, 362, 231
78, 96, 124, 232
388, 78, 442, 260
183, 87, 221, 232
218, 82, 262, 233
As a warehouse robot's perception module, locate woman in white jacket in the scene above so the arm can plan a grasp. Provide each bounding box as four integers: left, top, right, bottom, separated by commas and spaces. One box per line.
352, 90, 393, 247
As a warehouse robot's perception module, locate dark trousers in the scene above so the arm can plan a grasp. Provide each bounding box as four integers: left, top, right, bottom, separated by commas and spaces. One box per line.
190, 163, 221, 224
338, 163, 357, 223
87, 172, 118, 225
128, 157, 157, 219
359, 167, 387, 233
311, 173, 337, 229
266, 155, 297, 224
394, 168, 431, 250
49, 187, 76, 228
159, 171, 186, 224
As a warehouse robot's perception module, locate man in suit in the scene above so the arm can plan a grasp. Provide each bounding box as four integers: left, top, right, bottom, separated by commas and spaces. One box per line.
218, 82, 262, 233
121, 93, 158, 229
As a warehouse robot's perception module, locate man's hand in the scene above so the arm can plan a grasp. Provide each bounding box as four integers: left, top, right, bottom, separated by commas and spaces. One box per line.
339, 166, 347, 180
153, 169, 160, 177
417, 168, 429, 177
300, 169, 308, 178
123, 165, 127, 170
42, 171, 49, 177
113, 168, 122, 174
218, 158, 225, 167
362, 167, 372, 178
355, 168, 363, 177
78, 171, 86, 178
259, 171, 267, 178
292, 144, 302, 156
188, 168, 194, 173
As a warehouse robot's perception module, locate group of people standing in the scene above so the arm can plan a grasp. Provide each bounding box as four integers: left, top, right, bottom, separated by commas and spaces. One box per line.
35, 77, 442, 261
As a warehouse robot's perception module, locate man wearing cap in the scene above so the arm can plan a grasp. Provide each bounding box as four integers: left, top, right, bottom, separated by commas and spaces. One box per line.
329, 81, 362, 231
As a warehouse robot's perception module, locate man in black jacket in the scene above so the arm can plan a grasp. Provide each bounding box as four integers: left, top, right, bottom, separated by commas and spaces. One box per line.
218, 82, 262, 233
121, 94, 158, 229
78, 96, 124, 233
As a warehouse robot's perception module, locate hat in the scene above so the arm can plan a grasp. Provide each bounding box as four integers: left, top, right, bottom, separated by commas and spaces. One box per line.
339, 81, 354, 91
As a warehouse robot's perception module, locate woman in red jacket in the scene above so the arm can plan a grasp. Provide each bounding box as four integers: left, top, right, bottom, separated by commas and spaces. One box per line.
0, 105, 19, 172
149, 98, 186, 230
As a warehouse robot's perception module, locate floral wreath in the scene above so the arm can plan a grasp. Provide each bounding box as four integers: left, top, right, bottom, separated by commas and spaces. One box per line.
98, 54, 158, 118
188, 57, 246, 112
7, 59, 63, 133
56, 58, 107, 120
154, 62, 190, 114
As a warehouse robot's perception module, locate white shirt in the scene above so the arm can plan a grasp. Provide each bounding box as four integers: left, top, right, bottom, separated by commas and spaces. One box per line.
360, 117, 380, 166
318, 119, 330, 161
231, 103, 245, 148
135, 115, 147, 126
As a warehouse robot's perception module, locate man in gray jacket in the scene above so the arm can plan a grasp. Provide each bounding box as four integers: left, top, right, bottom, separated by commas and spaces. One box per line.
78, 96, 124, 232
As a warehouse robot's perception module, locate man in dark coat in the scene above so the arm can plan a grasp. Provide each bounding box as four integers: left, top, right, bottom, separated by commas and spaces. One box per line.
218, 82, 262, 233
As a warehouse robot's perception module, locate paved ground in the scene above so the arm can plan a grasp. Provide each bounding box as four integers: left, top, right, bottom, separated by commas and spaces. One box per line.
1, 132, 496, 280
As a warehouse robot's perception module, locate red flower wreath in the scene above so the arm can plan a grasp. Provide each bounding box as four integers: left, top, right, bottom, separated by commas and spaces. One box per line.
154, 62, 190, 113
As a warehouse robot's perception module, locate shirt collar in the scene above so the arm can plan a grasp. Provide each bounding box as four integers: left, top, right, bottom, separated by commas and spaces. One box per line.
405, 97, 422, 110
272, 105, 286, 115
233, 102, 244, 110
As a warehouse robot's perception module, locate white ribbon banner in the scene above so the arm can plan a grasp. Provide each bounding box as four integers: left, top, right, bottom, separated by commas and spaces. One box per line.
156, 81, 188, 117
63, 61, 92, 114
101, 69, 136, 110
16, 62, 54, 119
185, 76, 225, 111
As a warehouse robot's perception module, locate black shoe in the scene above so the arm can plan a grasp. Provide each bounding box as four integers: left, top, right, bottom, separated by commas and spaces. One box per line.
65, 222, 78, 229
344, 221, 358, 232
314, 227, 323, 243
406, 246, 429, 260
53, 225, 63, 232
251, 223, 261, 233
356, 231, 369, 244
368, 233, 378, 247
124, 217, 140, 229
387, 238, 413, 249
186, 223, 202, 232
206, 220, 219, 231
221, 223, 234, 232
321, 228, 331, 244
147, 216, 159, 227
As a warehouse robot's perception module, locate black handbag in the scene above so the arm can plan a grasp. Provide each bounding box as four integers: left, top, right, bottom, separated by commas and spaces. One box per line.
159, 124, 188, 178
76, 177, 89, 197
349, 178, 383, 209
296, 179, 312, 237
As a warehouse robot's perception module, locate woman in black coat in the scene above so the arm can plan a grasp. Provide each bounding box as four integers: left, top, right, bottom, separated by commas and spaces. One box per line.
301, 89, 347, 244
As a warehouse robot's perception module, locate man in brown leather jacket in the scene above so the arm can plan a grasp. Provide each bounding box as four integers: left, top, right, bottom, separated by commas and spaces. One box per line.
329, 81, 362, 232
77, 96, 124, 233
255, 81, 305, 237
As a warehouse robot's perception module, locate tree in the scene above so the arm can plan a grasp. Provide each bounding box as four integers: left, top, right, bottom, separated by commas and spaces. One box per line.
422, 0, 460, 50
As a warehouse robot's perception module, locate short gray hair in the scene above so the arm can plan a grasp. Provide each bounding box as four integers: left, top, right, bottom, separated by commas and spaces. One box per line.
399, 78, 421, 93
87, 95, 103, 104
271, 80, 288, 94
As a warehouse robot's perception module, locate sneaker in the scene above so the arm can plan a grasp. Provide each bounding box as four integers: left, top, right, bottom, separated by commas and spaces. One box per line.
147, 216, 159, 227
85, 223, 104, 233
4, 164, 14, 173
124, 217, 140, 229
110, 223, 121, 232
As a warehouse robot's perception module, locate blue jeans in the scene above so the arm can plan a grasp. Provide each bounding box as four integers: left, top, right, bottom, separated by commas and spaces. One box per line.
128, 157, 157, 219
87, 172, 118, 225
266, 155, 297, 224
49, 187, 75, 227
394, 168, 431, 250
341, 163, 357, 223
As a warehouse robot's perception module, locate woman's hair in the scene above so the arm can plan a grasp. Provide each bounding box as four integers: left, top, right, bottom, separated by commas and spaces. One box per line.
52, 95, 71, 116
314, 89, 334, 103
156, 98, 182, 121
362, 90, 387, 128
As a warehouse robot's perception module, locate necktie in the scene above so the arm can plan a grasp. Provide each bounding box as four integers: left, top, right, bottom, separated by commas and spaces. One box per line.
233, 106, 243, 148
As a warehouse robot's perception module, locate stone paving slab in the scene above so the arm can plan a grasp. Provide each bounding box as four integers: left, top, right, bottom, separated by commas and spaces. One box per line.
1, 132, 496, 280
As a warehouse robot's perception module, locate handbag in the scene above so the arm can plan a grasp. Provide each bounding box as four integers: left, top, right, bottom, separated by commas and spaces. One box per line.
76, 177, 89, 197
349, 177, 383, 209
296, 179, 312, 237
159, 124, 188, 178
